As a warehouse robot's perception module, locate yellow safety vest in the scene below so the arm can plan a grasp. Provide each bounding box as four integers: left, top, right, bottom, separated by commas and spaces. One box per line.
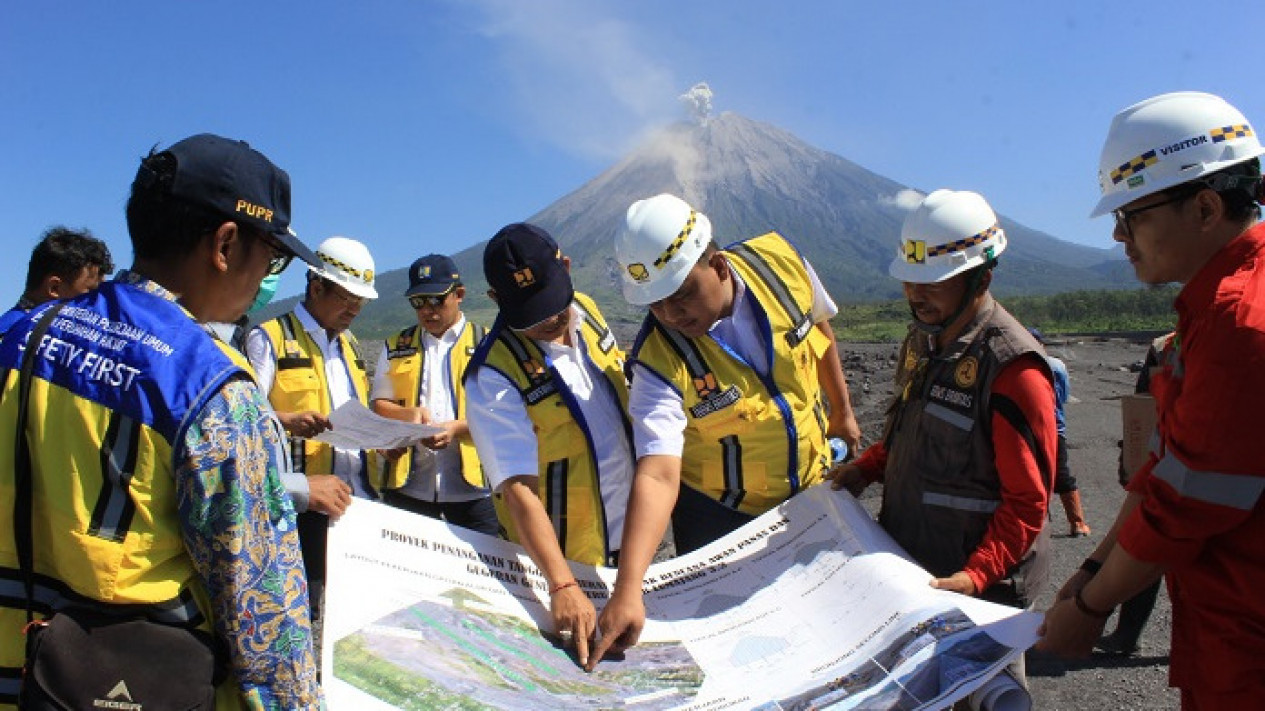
632, 232, 831, 515
258, 311, 377, 480
0, 285, 271, 709
380, 320, 487, 490
469, 293, 629, 566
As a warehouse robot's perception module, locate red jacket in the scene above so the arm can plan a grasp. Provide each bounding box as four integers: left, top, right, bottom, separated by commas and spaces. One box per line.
1120, 221, 1265, 693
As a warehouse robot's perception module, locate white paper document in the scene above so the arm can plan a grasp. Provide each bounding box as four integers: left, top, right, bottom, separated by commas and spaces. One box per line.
324, 486, 1040, 710
311, 399, 445, 450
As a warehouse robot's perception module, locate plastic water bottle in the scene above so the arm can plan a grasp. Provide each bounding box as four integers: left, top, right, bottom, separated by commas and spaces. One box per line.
829, 437, 849, 465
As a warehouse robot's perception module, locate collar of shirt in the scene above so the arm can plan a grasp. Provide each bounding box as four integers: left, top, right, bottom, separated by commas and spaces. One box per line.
421, 314, 467, 350
294, 301, 343, 348
1175, 221, 1265, 325
706, 261, 748, 335
116, 269, 179, 303
203, 321, 238, 345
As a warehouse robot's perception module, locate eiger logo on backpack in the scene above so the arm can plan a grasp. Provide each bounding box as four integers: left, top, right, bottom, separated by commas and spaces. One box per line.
93, 679, 142, 710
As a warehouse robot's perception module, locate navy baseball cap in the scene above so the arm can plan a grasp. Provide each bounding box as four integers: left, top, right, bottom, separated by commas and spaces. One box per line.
483, 223, 574, 330
406, 254, 461, 296
143, 133, 319, 268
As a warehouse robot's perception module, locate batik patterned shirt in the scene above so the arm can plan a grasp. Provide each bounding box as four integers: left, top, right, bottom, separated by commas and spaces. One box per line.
119, 268, 323, 709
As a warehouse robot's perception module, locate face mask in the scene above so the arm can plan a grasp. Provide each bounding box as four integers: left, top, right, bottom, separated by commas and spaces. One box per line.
248, 273, 280, 315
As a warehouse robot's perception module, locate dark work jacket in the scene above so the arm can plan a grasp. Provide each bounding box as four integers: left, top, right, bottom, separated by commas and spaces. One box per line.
879, 295, 1052, 606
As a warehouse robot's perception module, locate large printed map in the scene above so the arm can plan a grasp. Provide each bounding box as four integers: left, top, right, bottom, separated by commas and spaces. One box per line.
323, 487, 1038, 710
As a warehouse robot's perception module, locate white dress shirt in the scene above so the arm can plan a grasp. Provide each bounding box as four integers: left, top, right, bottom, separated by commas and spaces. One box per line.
245, 303, 374, 499
370, 316, 489, 502
466, 304, 632, 546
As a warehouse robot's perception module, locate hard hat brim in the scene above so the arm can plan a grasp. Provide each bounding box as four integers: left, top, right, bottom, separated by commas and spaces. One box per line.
888, 254, 982, 284
1090, 150, 1265, 218
309, 264, 379, 299
620, 255, 695, 306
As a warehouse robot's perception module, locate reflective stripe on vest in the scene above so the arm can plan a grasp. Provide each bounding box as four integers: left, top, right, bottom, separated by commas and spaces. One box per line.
0, 570, 205, 626
90, 411, 141, 542
718, 435, 745, 510
471, 293, 628, 566
545, 459, 568, 544
925, 401, 975, 432
922, 492, 1001, 513
727, 242, 814, 349
260, 311, 372, 478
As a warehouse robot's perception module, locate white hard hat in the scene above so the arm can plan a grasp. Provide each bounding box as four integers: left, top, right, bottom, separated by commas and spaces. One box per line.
309, 236, 378, 299
615, 194, 713, 305
1091, 91, 1265, 217
888, 189, 1007, 284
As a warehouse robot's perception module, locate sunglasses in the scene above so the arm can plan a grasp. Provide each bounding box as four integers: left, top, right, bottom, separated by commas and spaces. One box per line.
408, 292, 452, 309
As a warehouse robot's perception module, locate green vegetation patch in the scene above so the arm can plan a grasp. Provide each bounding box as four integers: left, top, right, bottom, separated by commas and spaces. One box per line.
831, 286, 1179, 342
334, 635, 489, 711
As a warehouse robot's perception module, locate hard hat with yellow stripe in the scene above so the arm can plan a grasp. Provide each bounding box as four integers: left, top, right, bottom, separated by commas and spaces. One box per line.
888, 189, 1007, 284
309, 236, 378, 300
615, 193, 714, 305
1091, 91, 1264, 218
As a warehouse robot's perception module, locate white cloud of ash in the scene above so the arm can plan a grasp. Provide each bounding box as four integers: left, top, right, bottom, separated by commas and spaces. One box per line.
635, 125, 706, 201
880, 189, 925, 211
678, 82, 713, 125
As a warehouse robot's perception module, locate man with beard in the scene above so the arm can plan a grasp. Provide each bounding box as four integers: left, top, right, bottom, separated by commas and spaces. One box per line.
829, 189, 1056, 693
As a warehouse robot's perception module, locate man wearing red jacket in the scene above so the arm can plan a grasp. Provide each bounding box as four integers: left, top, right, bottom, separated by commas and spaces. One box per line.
1039, 91, 1265, 710
829, 189, 1055, 612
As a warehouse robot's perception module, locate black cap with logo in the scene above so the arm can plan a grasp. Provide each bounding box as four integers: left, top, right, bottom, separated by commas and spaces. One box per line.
483, 223, 573, 330
138, 133, 319, 268
406, 254, 461, 296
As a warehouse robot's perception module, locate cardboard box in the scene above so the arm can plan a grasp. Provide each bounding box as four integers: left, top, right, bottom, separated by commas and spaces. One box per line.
1121, 393, 1158, 480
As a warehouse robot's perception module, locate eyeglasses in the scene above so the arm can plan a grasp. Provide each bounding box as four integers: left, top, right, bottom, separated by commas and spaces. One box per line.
256, 231, 294, 276
408, 292, 452, 309
323, 281, 368, 307
1112, 190, 1197, 239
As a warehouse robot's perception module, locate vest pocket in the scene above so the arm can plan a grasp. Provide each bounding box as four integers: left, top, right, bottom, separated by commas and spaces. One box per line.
273, 369, 321, 412
796, 326, 830, 381
911, 402, 975, 486
694, 406, 768, 510
903, 504, 986, 578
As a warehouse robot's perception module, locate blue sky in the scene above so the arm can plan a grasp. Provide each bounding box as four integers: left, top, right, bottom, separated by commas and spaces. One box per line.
3, 1, 1261, 301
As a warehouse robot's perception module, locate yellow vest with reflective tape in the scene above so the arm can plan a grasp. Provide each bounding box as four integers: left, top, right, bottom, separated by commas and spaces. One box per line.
259, 311, 376, 480
471, 293, 629, 566
0, 285, 266, 709
380, 320, 486, 490
632, 232, 830, 515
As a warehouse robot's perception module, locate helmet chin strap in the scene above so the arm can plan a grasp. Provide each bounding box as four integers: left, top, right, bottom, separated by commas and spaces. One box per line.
909, 264, 994, 351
